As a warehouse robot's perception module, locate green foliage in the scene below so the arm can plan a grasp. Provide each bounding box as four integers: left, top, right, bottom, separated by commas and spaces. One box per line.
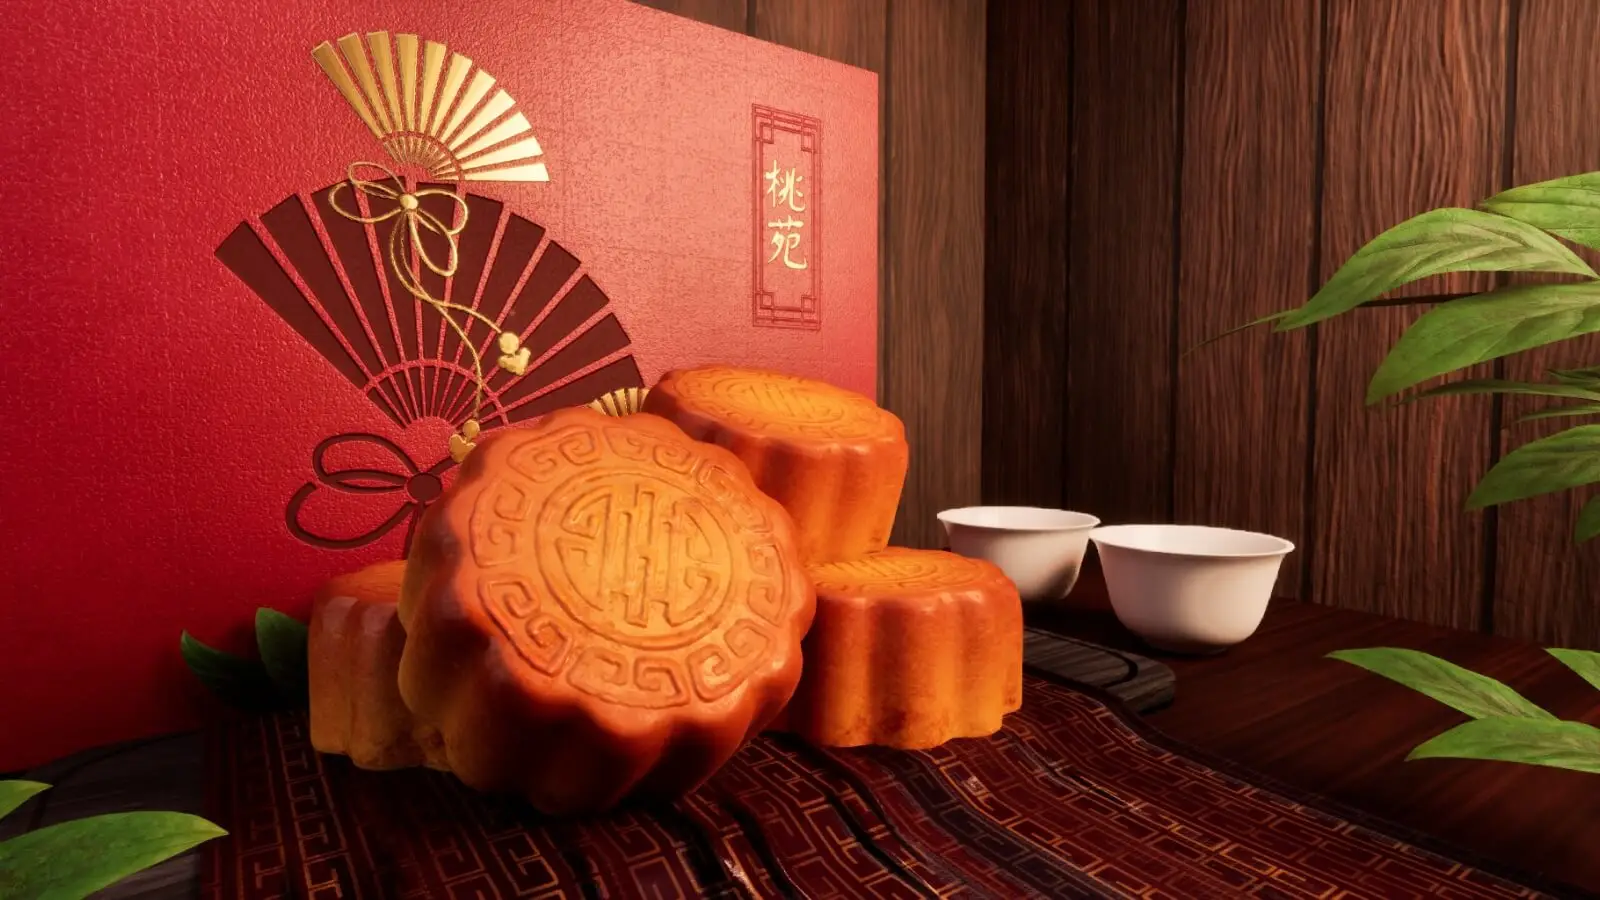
1329, 649, 1600, 776
1515, 403, 1600, 424
1365, 283, 1600, 403
178, 631, 281, 712
255, 608, 310, 705
1406, 718, 1600, 773
0, 781, 226, 900
1404, 377, 1600, 404
1548, 648, 1600, 690
1324, 648, 1553, 720
0, 782, 49, 821
1224, 170, 1600, 543
180, 607, 310, 712
1244, 168, 1600, 778
1272, 207, 1593, 330
1548, 364, 1600, 387
1574, 497, 1600, 542
1466, 425, 1600, 510
1481, 172, 1600, 250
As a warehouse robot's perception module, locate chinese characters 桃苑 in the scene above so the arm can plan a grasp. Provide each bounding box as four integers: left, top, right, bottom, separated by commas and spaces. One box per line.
764, 160, 808, 270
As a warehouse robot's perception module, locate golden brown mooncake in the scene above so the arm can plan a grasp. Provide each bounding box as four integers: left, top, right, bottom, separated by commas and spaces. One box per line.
308, 559, 449, 771
780, 548, 1023, 750
397, 406, 816, 816
641, 365, 908, 564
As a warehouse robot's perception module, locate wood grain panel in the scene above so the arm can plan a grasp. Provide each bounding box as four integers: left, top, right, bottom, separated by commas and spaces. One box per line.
982, 0, 1070, 508
1313, 0, 1506, 627
1065, 0, 1181, 525
1496, 0, 1600, 650
751, 0, 885, 71
631, 0, 747, 32
1174, 0, 1318, 595
884, 0, 986, 549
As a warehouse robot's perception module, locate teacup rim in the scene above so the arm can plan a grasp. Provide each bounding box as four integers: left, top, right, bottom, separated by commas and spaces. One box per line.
1090, 523, 1295, 559
937, 505, 1101, 533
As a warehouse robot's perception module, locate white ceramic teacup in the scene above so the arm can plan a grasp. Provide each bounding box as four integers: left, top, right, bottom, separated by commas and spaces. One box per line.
1090, 524, 1294, 654
937, 506, 1101, 602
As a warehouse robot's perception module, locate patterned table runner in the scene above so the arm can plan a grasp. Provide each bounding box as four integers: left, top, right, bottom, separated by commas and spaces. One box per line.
200, 670, 1575, 899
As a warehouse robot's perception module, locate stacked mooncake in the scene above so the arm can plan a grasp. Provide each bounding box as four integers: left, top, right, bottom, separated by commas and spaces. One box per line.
306, 365, 1022, 815
646, 366, 1022, 750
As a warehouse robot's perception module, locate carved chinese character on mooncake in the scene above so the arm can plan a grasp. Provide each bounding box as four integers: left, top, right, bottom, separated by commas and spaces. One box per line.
396, 406, 815, 816
643, 365, 909, 564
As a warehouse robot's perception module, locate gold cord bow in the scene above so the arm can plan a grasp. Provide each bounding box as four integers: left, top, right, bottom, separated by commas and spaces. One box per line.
327, 162, 531, 462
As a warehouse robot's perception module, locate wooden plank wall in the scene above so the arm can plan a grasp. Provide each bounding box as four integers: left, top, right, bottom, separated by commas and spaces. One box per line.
1314, 0, 1503, 631
983, 0, 1069, 510
635, 0, 986, 552
988, 0, 1600, 650
1496, 0, 1600, 649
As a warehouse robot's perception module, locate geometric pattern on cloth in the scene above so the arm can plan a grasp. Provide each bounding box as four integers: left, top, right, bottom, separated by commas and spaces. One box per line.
200, 671, 1578, 899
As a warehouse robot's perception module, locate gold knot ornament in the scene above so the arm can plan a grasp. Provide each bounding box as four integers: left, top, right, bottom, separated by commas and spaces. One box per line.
326, 161, 531, 462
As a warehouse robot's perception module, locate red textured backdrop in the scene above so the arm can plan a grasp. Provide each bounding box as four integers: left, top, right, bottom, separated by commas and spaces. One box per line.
0, 0, 877, 771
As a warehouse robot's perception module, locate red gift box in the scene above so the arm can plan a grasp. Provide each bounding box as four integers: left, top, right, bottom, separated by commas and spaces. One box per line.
0, 0, 877, 770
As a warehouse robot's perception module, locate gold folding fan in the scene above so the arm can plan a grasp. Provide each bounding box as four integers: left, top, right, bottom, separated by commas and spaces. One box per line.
587, 386, 650, 417
312, 31, 549, 183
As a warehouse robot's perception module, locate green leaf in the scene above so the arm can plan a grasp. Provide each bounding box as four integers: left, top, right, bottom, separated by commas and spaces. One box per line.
1467, 425, 1600, 509
1403, 377, 1600, 405
179, 631, 281, 712
1576, 498, 1600, 543
1190, 310, 1293, 356
1548, 364, 1600, 387
1408, 383, 1600, 423
0, 811, 226, 900
1516, 403, 1600, 424
1277, 208, 1595, 330
1406, 717, 1600, 773
254, 609, 309, 706
1327, 648, 1554, 720
1482, 171, 1600, 251
1548, 647, 1600, 689
1366, 283, 1600, 403
0, 781, 49, 822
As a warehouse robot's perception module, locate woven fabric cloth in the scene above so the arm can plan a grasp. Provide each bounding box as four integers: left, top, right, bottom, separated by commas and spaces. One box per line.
201, 671, 1569, 899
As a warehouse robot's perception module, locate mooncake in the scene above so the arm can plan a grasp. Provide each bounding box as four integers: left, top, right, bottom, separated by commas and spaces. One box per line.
308, 559, 448, 771
397, 406, 815, 816
780, 548, 1023, 749
642, 365, 908, 564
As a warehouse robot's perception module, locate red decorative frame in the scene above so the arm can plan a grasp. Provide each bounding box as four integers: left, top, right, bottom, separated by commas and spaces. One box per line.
751, 105, 822, 330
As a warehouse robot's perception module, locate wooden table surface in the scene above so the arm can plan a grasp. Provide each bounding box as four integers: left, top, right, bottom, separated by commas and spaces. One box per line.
1028, 570, 1600, 897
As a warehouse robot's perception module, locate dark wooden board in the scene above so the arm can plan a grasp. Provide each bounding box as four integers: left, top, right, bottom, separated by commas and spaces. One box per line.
1310, 0, 1505, 628
1064, 0, 1182, 526
1023, 627, 1175, 713
632, 0, 747, 32
981, 0, 1070, 510
1173, 0, 1318, 597
0, 732, 206, 900
751, 0, 886, 72
883, 0, 987, 550
1494, 0, 1600, 650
